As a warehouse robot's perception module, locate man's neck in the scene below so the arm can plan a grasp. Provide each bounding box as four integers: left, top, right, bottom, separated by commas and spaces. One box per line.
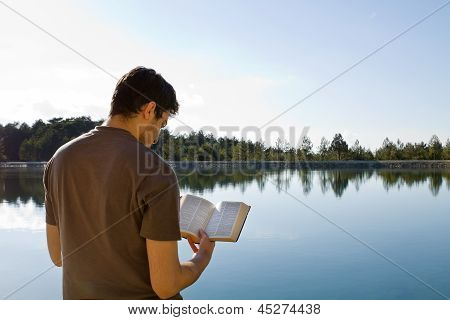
103, 115, 156, 148
103, 116, 139, 141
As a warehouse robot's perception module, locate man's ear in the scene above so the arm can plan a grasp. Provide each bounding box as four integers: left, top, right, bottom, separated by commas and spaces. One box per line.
142, 102, 157, 120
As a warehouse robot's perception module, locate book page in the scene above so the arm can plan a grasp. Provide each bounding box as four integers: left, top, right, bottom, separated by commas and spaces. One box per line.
180, 194, 215, 234
205, 201, 241, 237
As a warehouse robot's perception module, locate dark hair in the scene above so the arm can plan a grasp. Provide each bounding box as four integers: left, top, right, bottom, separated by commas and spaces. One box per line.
110, 66, 179, 119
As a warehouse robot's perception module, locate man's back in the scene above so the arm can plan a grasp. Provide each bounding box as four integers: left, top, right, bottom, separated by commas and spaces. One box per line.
44, 125, 182, 299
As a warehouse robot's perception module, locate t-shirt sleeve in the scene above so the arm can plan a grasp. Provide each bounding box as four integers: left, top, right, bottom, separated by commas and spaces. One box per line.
43, 160, 57, 226
138, 168, 181, 241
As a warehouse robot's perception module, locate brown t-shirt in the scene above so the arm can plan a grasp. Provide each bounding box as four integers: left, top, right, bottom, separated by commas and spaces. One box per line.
43, 125, 183, 300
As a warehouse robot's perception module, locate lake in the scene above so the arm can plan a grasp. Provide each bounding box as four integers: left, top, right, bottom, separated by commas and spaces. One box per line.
0, 167, 449, 299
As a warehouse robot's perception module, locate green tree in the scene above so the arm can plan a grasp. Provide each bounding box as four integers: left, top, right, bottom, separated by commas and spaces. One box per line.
414, 142, 429, 160
402, 142, 415, 159
0, 137, 6, 161
395, 139, 405, 160
274, 137, 287, 161
253, 141, 264, 161
231, 140, 244, 161
1, 122, 30, 161
443, 139, 450, 160
297, 136, 313, 160
350, 139, 364, 160
330, 133, 348, 160
428, 135, 443, 160
376, 138, 398, 160
18, 117, 100, 161
318, 137, 330, 160
0, 117, 448, 162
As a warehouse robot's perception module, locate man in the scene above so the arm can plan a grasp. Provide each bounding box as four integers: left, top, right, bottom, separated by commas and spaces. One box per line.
43, 66, 215, 299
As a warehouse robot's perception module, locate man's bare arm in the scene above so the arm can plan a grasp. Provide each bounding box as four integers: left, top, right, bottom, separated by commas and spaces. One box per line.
146, 229, 215, 299
46, 223, 62, 267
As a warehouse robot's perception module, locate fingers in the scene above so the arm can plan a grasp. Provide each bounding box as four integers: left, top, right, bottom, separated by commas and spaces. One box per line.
197, 230, 215, 257
198, 229, 215, 247
187, 229, 209, 253
198, 229, 209, 240
187, 237, 199, 253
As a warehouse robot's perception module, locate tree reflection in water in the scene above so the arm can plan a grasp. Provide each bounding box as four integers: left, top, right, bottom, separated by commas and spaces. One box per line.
0, 167, 449, 206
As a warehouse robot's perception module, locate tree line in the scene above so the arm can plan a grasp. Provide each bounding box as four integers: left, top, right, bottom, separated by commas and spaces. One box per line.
0, 117, 449, 161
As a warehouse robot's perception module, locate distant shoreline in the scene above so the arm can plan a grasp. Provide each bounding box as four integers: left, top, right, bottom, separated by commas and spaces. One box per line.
1, 160, 450, 169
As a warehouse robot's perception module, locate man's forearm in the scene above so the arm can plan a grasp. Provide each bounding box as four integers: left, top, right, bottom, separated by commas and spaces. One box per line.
177, 251, 211, 291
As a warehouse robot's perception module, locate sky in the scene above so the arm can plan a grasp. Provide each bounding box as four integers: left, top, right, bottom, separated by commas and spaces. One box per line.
0, 0, 449, 151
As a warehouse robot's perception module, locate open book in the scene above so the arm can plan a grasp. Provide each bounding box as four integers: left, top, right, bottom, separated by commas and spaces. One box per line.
179, 194, 251, 243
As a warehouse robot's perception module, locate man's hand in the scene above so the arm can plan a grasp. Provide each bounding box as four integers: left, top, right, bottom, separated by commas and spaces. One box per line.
187, 229, 215, 260
146, 229, 215, 298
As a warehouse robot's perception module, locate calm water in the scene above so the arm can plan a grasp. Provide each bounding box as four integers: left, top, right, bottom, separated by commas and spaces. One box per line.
0, 167, 449, 300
